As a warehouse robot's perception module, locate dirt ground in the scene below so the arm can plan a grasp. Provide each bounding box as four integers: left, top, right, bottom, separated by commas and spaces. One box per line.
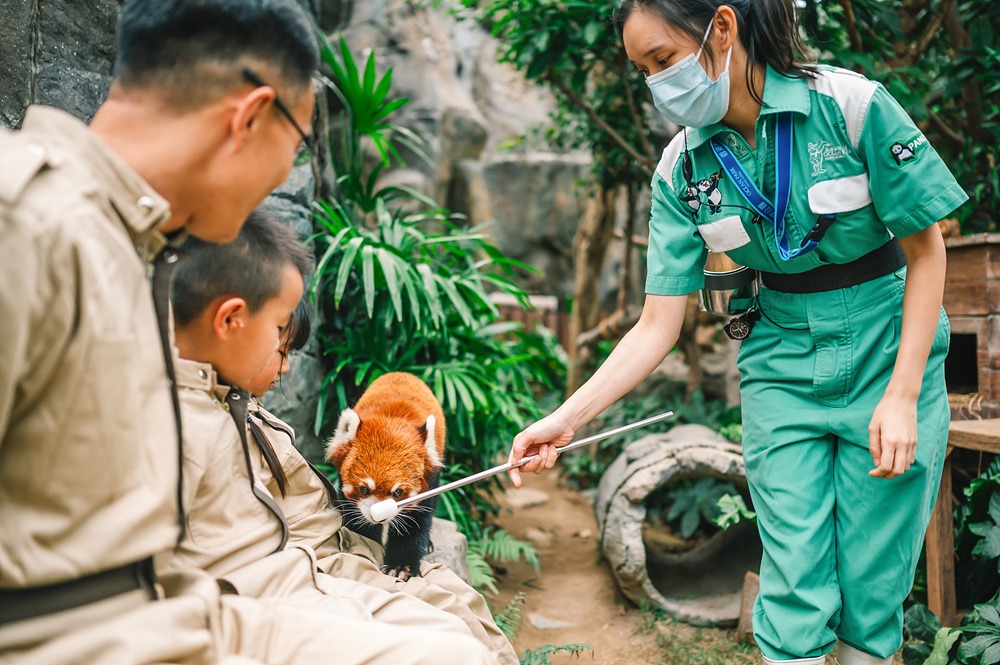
491, 469, 661, 663
491, 470, 762, 665
488, 469, 906, 664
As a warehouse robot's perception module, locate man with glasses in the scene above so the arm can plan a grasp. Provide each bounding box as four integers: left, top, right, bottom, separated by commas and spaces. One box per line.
0, 1, 495, 663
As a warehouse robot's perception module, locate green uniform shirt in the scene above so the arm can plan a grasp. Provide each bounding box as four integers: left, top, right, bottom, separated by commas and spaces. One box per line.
645, 65, 969, 296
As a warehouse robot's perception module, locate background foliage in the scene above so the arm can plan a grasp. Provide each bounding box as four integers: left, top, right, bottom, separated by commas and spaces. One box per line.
312, 37, 566, 545
456, 0, 996, 231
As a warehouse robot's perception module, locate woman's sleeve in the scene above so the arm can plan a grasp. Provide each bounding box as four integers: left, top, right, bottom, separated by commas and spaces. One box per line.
856, 84, 969, 238
645, 170, 708, 296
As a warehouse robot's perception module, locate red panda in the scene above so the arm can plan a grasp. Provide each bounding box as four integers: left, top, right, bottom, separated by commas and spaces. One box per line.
326, 372, 445, 580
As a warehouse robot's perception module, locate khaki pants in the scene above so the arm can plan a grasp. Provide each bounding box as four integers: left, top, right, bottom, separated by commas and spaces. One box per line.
321, 551, 519, 665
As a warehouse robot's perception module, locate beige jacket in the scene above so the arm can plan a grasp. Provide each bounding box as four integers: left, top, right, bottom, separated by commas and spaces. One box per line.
163, 358, 286, 577
0, 106, 180, 588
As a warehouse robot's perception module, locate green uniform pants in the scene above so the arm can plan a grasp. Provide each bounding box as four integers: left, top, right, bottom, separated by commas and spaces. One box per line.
738, 268, 951, 661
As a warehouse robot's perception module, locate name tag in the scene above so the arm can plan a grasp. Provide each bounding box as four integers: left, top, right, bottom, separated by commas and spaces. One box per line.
699, 215, 751, 252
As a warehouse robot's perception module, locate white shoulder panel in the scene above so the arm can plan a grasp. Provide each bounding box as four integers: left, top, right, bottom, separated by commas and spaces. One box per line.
655, 129, 689, 192
807, 67, 878, 150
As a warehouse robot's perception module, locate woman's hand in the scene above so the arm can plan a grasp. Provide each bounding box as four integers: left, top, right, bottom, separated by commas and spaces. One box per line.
868, 394, 918, 479
507, 412, 576, 488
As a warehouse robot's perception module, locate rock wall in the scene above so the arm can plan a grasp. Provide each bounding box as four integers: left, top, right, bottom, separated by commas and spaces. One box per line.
0, 0, 123, 128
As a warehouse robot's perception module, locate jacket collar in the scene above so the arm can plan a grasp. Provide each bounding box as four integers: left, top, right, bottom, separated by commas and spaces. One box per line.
21, 106, 174, 260
685, 66, 812, 150
174, 355, 234, 406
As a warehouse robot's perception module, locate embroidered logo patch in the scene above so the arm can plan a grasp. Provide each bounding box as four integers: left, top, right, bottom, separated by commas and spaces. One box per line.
807, 140, 851, 177
890, 134, 926, 166
723, 133, 748, 159
678, 170, 724, 215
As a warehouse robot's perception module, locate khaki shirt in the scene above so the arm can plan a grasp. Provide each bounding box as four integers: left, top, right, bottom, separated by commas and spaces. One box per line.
163, 358, 286, 577
247, 399, 381, 564
0, 107, 180, 587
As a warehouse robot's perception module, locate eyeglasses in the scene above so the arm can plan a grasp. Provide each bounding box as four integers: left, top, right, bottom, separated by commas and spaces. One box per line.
242, 68, 314, 166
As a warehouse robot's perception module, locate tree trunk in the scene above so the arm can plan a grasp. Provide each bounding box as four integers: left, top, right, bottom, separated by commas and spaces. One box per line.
567, 185, 619, 395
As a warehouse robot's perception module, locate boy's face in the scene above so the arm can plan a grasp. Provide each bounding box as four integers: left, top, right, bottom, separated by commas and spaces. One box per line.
218, 264, 303, 388
244, 340, 291, 398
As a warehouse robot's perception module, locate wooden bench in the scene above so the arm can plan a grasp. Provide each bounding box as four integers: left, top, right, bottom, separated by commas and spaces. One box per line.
925, 418, 1000, 626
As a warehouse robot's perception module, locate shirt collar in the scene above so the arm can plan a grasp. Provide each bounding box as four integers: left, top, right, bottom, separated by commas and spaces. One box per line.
685, 66, 812, 150
21, 106, 173, 255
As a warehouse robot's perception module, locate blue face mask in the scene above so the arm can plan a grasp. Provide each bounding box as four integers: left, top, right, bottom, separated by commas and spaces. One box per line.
646, 20, 733, 128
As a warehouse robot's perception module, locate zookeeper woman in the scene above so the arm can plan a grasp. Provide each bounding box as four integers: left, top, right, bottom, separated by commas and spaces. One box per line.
506, 1, 968, 664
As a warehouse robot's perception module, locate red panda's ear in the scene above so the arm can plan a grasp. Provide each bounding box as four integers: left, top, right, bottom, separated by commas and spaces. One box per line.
419, 415, 442, 469
326, 409, 360, 469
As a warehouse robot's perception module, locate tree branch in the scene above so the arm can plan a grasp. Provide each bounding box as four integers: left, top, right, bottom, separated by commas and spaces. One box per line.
542, 72, 657, 172
902, 0, 952, 67
927, 108, 966, 146
616, 185, 637, 313
838, 0, 864, 53
576, 307, 642, 351
622, 76, 658, 164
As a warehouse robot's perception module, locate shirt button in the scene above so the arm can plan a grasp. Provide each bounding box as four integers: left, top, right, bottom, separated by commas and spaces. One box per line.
137, 195, 155, 211
231, 393, 241, 401
197, 369, 208, 380
164, 251, 179, 264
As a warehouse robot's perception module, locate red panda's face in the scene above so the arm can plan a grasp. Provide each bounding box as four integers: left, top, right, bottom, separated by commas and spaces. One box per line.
341, 471, 425, 523
338, 432, 431, 524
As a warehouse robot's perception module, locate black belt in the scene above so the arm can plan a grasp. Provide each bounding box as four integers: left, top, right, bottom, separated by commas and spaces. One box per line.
760, 239, 906, 294
0, 557, 157, 626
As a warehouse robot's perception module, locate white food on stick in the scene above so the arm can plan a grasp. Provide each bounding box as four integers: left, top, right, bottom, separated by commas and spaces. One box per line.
368, 411, 674, 523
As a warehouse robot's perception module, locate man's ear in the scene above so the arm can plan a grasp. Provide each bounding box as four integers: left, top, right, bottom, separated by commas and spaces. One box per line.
230, 86, 275, 151
211, 297, 248, 340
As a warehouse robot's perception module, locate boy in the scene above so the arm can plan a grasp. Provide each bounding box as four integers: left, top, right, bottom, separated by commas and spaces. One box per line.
168, 210, 496, 665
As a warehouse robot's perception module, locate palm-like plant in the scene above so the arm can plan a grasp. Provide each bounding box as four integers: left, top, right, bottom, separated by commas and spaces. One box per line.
312, 34, 566, 529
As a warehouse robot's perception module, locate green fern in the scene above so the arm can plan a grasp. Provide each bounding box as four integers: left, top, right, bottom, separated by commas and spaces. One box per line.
493, 592, 526, 639
467, 546, 499, 595
466, 529, 540, 595
477, 528, 540, 574
519, 643, 594, 665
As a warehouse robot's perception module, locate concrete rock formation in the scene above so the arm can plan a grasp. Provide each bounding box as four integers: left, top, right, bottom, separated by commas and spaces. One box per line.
594, 425, 762, 626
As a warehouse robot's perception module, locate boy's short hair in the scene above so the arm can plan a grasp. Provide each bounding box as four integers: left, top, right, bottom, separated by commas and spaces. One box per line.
171, 209, 314, 327
115, 0, 318, 110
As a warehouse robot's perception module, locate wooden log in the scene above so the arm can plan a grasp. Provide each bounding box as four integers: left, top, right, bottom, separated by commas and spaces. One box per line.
926, 449, 958, 625
737, 571, 759, 645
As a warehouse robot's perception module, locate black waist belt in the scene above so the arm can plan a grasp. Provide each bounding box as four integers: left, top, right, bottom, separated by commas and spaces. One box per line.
0, 557, 157, 626
760, 239, 906, 294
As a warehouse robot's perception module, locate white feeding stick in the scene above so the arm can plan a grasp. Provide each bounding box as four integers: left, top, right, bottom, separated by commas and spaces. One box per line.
369, 411, 675, 522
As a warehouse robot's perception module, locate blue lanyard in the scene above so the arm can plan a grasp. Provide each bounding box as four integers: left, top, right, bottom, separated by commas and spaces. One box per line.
710, 112, 817, 261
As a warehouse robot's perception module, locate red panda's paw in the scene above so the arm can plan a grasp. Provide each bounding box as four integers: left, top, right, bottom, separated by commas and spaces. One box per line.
382, 563, 422, 581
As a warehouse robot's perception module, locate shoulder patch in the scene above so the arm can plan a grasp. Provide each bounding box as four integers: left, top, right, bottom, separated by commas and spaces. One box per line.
656, 130, 688, 191
0, 137, 50, 205
807, 67, 878, 150
889, 133, 927, 166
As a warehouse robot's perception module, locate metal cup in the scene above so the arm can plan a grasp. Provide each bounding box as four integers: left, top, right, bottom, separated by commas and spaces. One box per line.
699, 253, 758, 316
